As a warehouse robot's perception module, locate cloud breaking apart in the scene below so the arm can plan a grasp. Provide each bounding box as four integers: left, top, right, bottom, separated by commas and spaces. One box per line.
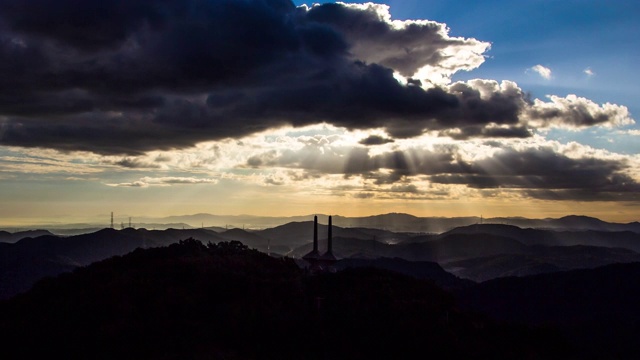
529, 64, 552, 80
0, 0, 632, 155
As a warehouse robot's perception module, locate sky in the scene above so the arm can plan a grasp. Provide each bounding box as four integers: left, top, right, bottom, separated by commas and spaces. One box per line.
0, 0, 639, 226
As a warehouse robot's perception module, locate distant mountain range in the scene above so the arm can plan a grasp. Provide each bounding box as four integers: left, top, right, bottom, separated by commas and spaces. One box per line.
0, 229, 53, 243
136, 213, 640, 233
5, 213, 639, 234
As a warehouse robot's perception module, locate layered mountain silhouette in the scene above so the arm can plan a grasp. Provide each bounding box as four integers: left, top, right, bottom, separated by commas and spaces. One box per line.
0, 229, 54, 243
442, 223, 640, 251
333, 257, 473, 290
12, 213, 638, 234
3, 218, 640, 300
445, 245, 640, 282
0, 239, 569, 360
0, 228, 222, 299
2, 214, 640, 358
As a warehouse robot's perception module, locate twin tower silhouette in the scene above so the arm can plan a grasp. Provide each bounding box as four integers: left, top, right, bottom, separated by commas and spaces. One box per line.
302, 215, 337, 270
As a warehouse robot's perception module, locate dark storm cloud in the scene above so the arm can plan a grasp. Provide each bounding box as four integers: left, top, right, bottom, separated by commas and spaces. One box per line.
0, 0, 185, 50
110, 157, 161, 169
359, 135, 394, 146
0, 111, 213, 155
0, 1, 632, 154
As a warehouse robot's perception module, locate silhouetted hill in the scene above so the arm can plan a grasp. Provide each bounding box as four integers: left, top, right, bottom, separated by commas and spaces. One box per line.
444, 244, 640, 282
204, 225, 228, 232
551, 215, 640, 232
0, 229, 140, 299
333, 213, 425, 230
445, 254, 561, 282
439, 224, 532, 240
393, 233, 529, 262
49, 227, 104, 236
257, 221, 377, 251
335, 257, 474, 290
0, 240, 569, 359
140, 213, 317, 229
442, 224, 640, 252
292, 232, 528, 263
218, 228, 270, 250
487, 215, 640, 232
124, 227, 224, 248
291, 236, 393, 260
256, 221, 318, 249
554, 215, 612, 229
49, 223, 196, 235
8, 213, 639, 234
345, 227, 412, 244
443, 254, 564, 282
6, 221, 640, 301
401, 233, 438, 243
0, 229, 54, 243
0, 228, 226, 299
131, 212, 640, 233
456, 262, 640, 359
285, 221, 640, 286
291, 226, 640, 282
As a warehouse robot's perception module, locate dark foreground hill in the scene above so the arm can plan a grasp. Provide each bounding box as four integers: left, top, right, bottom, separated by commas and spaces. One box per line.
334, 257, 474, 290
0, 239, 568, 360
457, 262, 640, 359
0, 228, 226, 299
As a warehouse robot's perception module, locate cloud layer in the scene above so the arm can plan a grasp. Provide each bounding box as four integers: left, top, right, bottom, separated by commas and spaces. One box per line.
0, 0, 632, 155
242, 133, 640, 202
108, 176, 218, 187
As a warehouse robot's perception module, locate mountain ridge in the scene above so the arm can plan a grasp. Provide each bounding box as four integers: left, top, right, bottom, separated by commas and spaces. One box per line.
3, 220, 640, 300
6, 213, 639, 234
